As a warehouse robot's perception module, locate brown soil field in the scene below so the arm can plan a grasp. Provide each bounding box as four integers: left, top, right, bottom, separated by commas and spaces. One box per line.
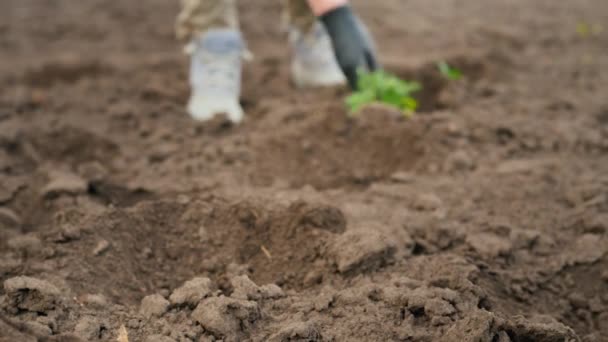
1, 0, 608, 341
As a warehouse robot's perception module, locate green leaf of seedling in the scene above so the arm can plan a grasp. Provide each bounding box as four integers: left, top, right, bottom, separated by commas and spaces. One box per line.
577, 22, 604, 38
402, 97, 418, 117
346, 89, 376, 114
346, 70, 423, 117
380, 89, 405, 108
437, 61, 463, 81
577, 22, 591, 38
402, 81, 422, 95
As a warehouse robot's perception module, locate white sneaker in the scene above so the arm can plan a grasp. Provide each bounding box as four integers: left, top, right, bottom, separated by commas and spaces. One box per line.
187, 29, 245, 123
289, 22, 346, 88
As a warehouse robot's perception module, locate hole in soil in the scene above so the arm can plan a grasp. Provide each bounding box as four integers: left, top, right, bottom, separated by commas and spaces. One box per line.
387, 55, 488, 112
248, 103, 426, 189
400, 308, 407, 320
409, 306, 426, 318
38, 199, 343, 304
496, 127, 516, 144
477, 297, 492, 310
411, 242, 427, 256
88, 181, 153, 207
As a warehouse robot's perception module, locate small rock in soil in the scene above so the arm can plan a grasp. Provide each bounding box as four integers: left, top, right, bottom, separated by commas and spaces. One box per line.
77, 161, 108, 182
231, 275, 260, 300
331, 228, 396, 274
170, 277, 214, 307
425, 298, 457, 317
3, 276, 61, 313
313, 291, 335, 311
41, 171, 88, 198
296, 203, 347, 233
80, 294, 108, 309
466, 233, 512, 258
390, 171, 415, 183
501, 315, 579, 342
411, 193, 443, 211
563, 234, 607, 266
198, 225, 209, 242
92, 239, 110, 256
260, 284, 285, 299
231, 275, 284, 301
191, 296, 260, 342
440, 310, 494, 342
269, 321, 322, 342
140, 294, 170, 318
73, 316, 109, 341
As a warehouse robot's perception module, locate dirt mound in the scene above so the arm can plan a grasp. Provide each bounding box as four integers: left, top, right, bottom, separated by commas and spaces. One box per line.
2, 0, 608, 341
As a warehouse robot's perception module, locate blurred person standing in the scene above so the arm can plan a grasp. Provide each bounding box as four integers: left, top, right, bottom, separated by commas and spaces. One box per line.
176, 0, 378, 122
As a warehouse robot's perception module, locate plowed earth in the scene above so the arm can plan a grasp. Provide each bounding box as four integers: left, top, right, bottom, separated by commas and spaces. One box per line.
1, 1, 608, 341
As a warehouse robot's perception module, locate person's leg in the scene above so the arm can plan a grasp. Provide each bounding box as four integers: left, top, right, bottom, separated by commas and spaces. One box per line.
284, 0, 316, 34
177, 0, 245, 123
176, 0, 239, 42
284, 0, 346, 88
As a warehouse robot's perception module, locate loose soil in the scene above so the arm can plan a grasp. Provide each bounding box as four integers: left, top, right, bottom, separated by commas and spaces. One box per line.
1, 1, 608, 341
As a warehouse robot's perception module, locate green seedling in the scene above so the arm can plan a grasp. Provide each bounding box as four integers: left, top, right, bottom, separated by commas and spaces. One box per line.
576, 22, 603, 38
346, 70, 422, 117
437, 61, 462, 81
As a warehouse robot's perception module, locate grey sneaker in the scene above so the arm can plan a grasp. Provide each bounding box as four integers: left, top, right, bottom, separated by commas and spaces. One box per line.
188, 29, 245, 123
289, 22, 346, 88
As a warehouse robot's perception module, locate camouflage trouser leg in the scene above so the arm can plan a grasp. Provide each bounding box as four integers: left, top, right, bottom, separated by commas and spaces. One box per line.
175, 0, 316, 42
283, 0, 316, 34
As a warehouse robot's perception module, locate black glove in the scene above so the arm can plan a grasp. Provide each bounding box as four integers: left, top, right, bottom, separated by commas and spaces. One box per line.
320, 5, 379, 90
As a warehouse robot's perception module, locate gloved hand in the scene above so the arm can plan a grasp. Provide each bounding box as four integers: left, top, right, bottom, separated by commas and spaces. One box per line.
319, 5, 379, 89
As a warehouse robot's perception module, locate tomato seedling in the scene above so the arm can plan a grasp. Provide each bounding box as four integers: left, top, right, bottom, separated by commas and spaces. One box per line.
437, 61, 462, 81
346, 70, 422, 117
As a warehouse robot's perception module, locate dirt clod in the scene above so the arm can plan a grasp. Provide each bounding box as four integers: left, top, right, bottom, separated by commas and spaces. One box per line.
92, 239, 111, 256
73, 316, 109, 341
1, 0, 607, 340
231, 275, 284, 301
41, 171, 88, 198
140, 294, 170, 318
169, 277, 214, 307
440, 310, 494, 342
3, 276, 61, 313
332, 227, 397, 274
467, 232, 513, 258
80, 294, 109, 309
191, 296, 260, 342
269, 321, 322, 342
